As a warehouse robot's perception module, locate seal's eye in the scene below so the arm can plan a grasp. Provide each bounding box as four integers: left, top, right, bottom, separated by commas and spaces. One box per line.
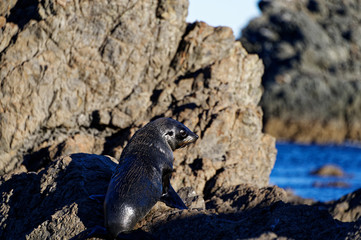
167, 131, 174, 136
180, 129, 187, 138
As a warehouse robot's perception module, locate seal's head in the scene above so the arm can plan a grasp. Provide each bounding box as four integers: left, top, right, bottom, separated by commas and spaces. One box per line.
154, 118, 198, 151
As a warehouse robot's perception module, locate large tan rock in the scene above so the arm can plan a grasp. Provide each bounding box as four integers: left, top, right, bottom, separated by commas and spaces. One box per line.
0, 0, 189, 172
0, 0, 277, 238
0, 0, 275, 193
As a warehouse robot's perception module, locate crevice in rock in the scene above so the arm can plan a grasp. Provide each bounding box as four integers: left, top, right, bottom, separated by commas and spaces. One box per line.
90, 110, 106, 131
7, 0, 41, 30
23, 146, 51, 172
150, 89, 163, 105
172, 103, 198, 115
203, 168, 224, 201
169, 22, 198, 70
0, 31, 19, 60
101, 127, 132, 157
198, 111, 218, 139
189, 158, 203, 172
174, 67, 211, 85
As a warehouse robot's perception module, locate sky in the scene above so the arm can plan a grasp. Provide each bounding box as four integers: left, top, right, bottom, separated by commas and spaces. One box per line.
186, 0, 261, 38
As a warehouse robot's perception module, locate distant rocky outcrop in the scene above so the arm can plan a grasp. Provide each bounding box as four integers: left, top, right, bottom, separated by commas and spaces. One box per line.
311, 164, 345, 177
241, 0, 361, 143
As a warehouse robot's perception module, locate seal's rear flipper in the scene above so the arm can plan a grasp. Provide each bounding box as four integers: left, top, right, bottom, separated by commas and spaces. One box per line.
160, 184, 187, 210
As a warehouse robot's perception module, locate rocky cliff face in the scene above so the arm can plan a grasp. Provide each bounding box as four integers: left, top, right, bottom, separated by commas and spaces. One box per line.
1, 1, 361, 239
241, 0, 361, 143
0, 0, 279, 238
0, 0, 276, 191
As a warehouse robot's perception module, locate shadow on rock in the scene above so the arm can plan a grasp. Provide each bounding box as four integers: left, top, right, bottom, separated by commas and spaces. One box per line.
2, 154, 360, 239
23, 147, 52, 172
7, 0, 41, 29
0, 172, 43, 238
101, 127, 132, 158
0, 154, 117, 239
148, 202, 351, 240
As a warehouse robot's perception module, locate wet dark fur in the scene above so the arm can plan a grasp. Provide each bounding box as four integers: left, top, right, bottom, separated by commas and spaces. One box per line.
104, 118, 198, 238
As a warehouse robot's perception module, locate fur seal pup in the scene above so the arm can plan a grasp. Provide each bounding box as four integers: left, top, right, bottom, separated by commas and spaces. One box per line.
104, 117, 198, 238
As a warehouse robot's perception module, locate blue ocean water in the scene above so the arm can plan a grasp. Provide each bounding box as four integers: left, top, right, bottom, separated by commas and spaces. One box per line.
270, 142, 361, 202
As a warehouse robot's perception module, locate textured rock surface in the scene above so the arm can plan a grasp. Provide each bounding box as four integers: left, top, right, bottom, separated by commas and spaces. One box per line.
0, 0, 281, 238
241, 0, 361, 143
0, 0, 276, 195
5, 0, 361, 239
0, 154, 116, 239
327, 188, 361, 223
1, 154, 361, 240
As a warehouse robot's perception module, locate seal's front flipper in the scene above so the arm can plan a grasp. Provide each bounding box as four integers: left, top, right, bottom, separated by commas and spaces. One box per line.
71, 225, 108, 240
160, 184, 187, 210
89, 194, 105, 204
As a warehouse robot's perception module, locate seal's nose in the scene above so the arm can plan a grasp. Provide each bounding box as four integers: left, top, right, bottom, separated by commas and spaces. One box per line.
190, 131, 199, 142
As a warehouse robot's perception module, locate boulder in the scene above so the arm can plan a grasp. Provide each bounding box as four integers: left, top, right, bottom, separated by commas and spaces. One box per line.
0, 154, 117, 239
326, 188, 361, 222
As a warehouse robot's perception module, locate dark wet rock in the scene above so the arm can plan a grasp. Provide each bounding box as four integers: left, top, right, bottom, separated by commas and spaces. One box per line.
241, 0, 361, 143
326, 188, 361, 222
345, 218, 361, 240
143, 191, 354, 240
206, 184, 288, 213
1, 154, 360, 239
0, 154, 117, 239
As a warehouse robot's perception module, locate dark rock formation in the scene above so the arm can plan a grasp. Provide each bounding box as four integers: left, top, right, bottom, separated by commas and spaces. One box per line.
0, 154, 115, 239
1, 153, 361, 240
326, 188, 361, 222
241, 0, 361, 143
